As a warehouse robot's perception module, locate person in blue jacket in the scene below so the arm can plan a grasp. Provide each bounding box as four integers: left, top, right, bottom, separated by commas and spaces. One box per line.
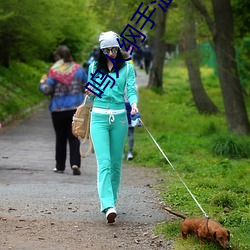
39, 45, 87, 175
86, 31, 138, 223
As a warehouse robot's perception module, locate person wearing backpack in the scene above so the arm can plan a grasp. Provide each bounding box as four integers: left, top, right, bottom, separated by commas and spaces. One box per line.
39, 45, 87, 175
85, 31, 138, 223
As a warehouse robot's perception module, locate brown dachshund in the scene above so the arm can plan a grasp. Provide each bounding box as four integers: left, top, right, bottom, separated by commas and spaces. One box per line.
162, 207, 231, 249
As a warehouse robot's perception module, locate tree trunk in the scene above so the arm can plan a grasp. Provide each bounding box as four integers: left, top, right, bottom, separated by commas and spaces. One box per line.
212, 0, 250, 134
147, 7, 168, 90
184, 4, 218, 114
191, 0, 250, 134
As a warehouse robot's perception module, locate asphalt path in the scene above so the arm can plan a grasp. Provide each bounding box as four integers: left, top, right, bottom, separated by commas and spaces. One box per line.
0, 70, 172, 249
0, 106, 165, 222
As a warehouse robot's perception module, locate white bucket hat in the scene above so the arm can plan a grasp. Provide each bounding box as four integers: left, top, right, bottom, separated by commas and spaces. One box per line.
99, 31, 120, 49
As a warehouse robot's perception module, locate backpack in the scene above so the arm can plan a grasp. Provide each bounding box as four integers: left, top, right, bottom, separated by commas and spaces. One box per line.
72, 95, 93, 158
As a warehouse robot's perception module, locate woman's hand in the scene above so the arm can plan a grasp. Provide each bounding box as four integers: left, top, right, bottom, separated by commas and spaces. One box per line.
85, 87, 95, 96
40, 74, 47, 83
131, 103, 138, 116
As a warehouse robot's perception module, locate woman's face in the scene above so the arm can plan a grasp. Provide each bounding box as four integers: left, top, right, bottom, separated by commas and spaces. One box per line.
102, 47, 118, 59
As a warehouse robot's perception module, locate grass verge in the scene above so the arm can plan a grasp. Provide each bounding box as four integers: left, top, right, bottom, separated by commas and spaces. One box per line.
128, 58, 250, 250
0, 60, 50, 125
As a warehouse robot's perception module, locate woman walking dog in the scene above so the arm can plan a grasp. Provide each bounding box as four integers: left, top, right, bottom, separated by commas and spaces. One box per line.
86, 31, 138, 223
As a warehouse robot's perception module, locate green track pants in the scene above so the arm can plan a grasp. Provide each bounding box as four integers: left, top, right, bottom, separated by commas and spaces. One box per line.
90, 111, 128, 212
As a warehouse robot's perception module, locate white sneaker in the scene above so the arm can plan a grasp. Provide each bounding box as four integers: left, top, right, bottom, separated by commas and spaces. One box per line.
72, 165, 81, 175
53, 168, 64, 173
127, 152, 133, 160
105, 207, 117, 223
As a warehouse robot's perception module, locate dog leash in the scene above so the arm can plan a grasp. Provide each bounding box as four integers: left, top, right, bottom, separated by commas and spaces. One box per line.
139, 118, 209, 218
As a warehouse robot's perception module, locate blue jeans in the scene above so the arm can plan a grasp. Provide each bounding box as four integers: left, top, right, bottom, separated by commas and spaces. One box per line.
90, 111, 128, 212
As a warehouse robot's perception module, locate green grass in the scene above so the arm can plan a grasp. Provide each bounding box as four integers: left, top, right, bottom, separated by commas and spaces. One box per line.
128, 58, 250, 250
0, 60, 50, 123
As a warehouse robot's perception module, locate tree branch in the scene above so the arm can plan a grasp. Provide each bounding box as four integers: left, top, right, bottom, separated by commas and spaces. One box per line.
190, 0, 216, 37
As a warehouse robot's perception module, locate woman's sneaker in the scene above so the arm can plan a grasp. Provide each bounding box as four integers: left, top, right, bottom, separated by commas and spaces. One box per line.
105, 207, 117, 223
72, 165, 81, 175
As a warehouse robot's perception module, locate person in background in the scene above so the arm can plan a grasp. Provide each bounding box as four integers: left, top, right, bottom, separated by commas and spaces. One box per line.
89, 46, 99, 61
122, 51, 137, 161
125, 101, 135, 160
86, 46, 99, 70
86, 31, 138, 223
132, 46, 144, 69
39, 45, 87, 175
143, 44, 152, 74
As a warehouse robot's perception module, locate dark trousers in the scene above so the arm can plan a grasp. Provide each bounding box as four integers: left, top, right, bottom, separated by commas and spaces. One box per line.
51, 110, 80, 171
144, 59, 151, 74
125, 102, 134, 153
127, 127, 134, 152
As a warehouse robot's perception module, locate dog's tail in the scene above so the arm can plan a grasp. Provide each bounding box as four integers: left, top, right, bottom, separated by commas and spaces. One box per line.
162, 206, 187, 220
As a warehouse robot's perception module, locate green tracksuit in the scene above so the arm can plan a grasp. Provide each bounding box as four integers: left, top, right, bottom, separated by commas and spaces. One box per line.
88, 62, 138, 212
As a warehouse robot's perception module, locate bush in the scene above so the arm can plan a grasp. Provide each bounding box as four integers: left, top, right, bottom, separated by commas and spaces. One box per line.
210, 135, 250, 159
210, 191, 237, 209
0, 60, 48, 122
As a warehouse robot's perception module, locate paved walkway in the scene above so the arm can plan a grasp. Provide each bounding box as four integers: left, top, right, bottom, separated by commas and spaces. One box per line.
0, 69, 159, 222
0, 71, 174, 249
135, 68, 149, 88
0, 106, 163, 222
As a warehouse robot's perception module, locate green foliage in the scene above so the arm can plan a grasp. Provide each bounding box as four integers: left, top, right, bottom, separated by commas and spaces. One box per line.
210, 192, 238, 209
210, 135, 250, 159
0, 0, 99, 66
129, 58, 250, 249
92, 0, 140, 34
164, 0, 212, 44
201, 121, 217, 136
154, 221, 181, 240
232, 0, 250, 39
164, 0, 185, 44
0, 60, 49, 122
236, 37, 250, 95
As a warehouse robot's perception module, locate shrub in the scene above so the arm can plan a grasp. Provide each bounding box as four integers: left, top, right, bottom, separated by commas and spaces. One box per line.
210, 191, 237, 209
210, 135, 250, 159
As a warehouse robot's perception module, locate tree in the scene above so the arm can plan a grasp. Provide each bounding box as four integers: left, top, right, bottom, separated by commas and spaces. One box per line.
0, 0, 58, 66
148, 6, 168, 90
91, 0, 140, 34
232, 0, 250, 96
191, 0, 250, 134
0, 0, 98, 66
232, 0, 250, 39
184, 1, 218, 114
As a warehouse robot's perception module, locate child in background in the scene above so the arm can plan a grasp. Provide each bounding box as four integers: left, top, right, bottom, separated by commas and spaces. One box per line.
125, 101, 135, 160
122, 50, 138, 160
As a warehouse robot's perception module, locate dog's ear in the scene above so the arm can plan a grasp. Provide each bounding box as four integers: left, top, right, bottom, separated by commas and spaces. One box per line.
227, 230, 230, 240
213, 231, 217, 240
